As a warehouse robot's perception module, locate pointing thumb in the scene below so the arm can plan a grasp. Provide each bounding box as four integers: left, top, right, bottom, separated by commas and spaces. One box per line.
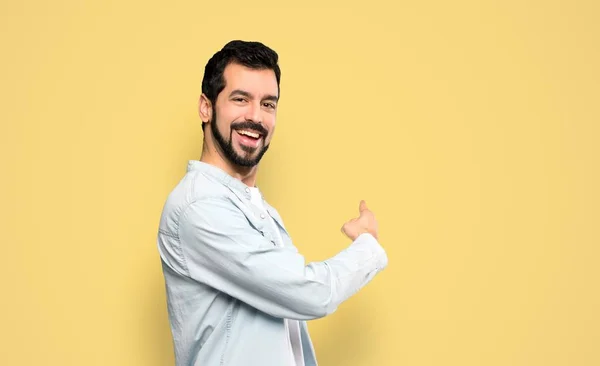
359, 200, 368, 214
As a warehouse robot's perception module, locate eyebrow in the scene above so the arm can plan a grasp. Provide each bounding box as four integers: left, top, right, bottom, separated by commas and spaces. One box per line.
230, 89, 279, 102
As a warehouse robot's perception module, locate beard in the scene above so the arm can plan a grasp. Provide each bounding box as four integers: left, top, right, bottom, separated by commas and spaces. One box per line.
210, 111, 270, 167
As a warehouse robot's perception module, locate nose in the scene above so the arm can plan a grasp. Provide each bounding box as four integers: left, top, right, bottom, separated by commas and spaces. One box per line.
244, 101, 262, 124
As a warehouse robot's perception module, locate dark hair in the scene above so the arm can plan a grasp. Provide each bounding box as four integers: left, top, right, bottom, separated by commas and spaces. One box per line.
201, 40, 281, 130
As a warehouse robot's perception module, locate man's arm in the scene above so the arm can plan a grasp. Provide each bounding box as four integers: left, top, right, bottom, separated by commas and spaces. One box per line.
175, 197, 388, 320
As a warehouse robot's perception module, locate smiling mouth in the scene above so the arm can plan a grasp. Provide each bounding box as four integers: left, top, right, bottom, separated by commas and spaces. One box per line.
236, 129, 262, 139
234, 128, 264, 149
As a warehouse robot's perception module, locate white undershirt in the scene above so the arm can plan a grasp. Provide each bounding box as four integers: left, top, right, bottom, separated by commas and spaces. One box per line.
249, 187, 305, 366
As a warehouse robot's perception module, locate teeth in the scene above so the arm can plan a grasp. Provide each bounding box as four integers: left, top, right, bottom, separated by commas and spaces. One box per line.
238, 130, 260, 138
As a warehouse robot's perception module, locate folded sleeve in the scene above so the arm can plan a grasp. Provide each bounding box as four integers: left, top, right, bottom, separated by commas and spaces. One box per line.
176, 197, 388, 320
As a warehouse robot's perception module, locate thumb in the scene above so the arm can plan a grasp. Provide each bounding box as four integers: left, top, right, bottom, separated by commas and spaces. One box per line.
359, 200, 368, 214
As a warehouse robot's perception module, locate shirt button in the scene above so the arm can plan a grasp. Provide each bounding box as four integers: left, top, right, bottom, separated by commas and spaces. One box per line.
260, 213, 266, 219
245, 187, 250, 193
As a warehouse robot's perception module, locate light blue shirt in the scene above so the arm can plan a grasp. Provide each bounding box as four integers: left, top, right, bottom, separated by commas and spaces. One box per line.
157, 160, 388, 365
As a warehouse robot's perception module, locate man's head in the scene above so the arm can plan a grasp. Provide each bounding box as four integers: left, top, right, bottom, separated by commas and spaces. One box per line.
199, 40, 281, 168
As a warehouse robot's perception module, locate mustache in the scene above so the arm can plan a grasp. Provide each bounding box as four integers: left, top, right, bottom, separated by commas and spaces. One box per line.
231, 121, 268, 136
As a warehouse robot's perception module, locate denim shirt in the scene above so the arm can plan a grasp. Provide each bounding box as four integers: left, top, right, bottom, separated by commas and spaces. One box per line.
157, 161, 388, 366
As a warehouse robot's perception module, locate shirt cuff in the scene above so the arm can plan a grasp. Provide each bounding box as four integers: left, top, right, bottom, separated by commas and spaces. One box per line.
353, 232, 389, 272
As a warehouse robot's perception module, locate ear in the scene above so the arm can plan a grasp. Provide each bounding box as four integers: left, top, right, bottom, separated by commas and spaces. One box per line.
198, 94, 212, 123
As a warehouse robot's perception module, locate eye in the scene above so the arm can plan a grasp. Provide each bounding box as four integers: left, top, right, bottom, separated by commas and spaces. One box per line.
233, 97, 246, 103
263, 102, 276, 109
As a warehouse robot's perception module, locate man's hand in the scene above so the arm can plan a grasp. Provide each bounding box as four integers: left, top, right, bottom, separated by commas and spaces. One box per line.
341, 200, 379, 241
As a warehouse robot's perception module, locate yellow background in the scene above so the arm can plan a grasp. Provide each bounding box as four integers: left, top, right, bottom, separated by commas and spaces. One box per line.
1, 0, 599, 365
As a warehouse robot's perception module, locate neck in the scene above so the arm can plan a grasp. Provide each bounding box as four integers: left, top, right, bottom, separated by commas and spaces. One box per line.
200, 139, 259, 188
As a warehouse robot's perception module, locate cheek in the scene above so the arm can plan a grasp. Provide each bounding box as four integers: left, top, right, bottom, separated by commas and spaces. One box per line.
266, 122, 276, 142
216, 119, 231, 135
215, 108, 236, 133
265, 115, 276, 131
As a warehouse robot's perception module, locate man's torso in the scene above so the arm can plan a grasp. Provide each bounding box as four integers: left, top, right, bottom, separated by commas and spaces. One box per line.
157, 160, 317, 366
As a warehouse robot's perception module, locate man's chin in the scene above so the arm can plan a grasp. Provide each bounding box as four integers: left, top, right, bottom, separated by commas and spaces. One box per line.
229, 151, 260, 167
233, 158, 260, 168
225, 142, 268, 168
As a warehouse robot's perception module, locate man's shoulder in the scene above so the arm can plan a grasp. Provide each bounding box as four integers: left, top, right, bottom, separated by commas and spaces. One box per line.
158, 167, 233, 232
172, 168, 233, 204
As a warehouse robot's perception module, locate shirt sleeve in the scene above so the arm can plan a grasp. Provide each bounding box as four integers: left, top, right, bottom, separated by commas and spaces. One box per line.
176, 197, 388, 320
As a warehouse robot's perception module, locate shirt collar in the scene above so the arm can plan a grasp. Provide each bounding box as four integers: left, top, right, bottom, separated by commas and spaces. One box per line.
187, 160, 259, 201
187, 160, 287, 231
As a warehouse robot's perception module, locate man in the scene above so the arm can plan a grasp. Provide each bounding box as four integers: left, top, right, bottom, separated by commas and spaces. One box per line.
157, 40, 388, 366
